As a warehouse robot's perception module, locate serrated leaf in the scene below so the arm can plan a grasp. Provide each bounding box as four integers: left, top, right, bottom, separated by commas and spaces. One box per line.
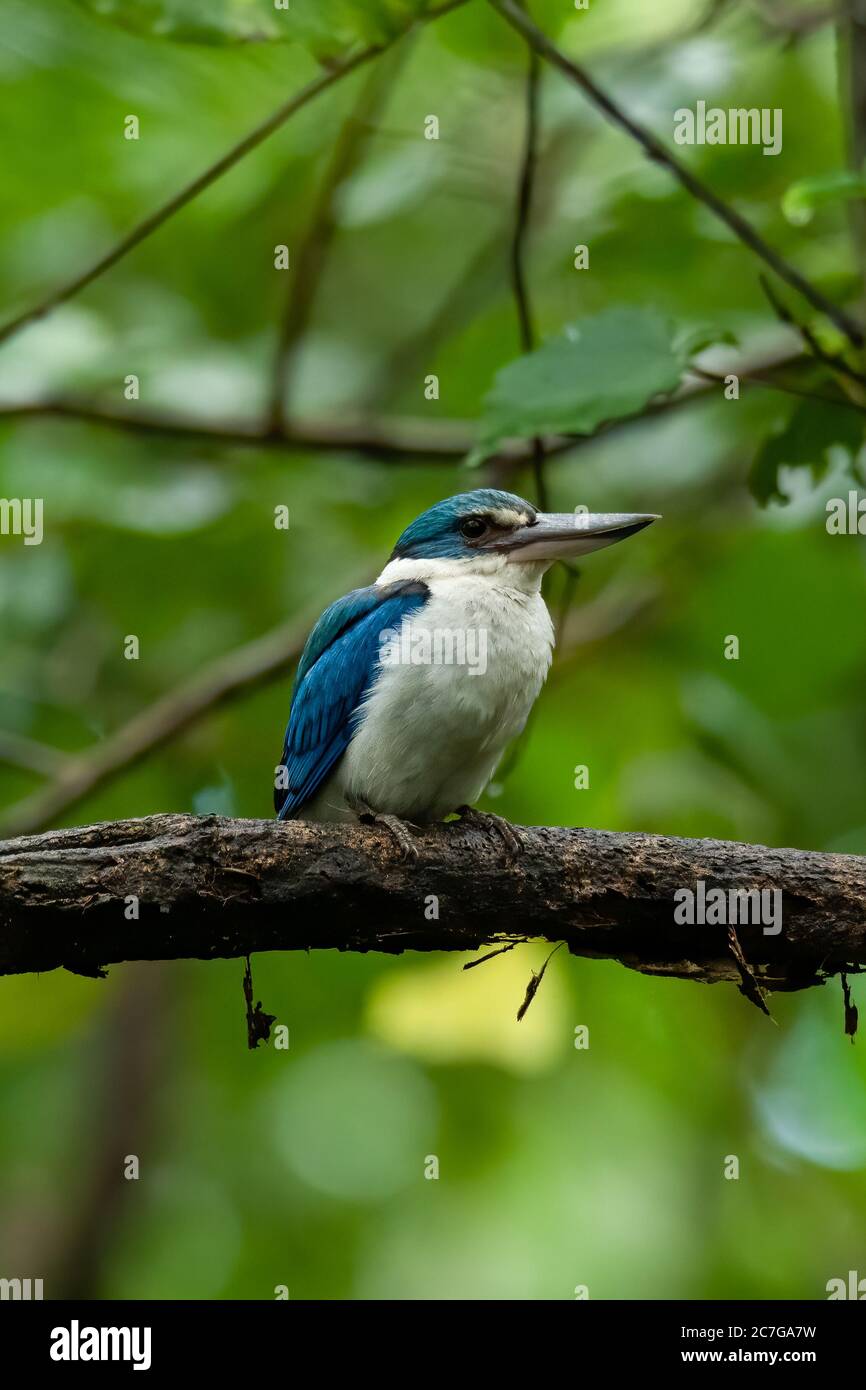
749, 399, 863, 505
467, 307, 688, 466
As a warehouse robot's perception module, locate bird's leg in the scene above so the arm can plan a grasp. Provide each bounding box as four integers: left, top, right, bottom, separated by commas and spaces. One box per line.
456, 805, 522, 862
347, 793, 420, 864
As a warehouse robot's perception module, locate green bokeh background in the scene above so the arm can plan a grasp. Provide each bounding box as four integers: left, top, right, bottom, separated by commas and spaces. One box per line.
1, 0, 865, 1300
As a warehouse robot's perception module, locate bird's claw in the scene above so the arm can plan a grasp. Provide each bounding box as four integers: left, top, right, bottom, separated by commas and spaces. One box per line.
351, 798, 420, 864
371, 812, 420, 864
457, 805, 522, 863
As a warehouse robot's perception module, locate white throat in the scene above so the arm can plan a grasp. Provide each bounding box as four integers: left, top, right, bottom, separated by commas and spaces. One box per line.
377, 552, 549, 594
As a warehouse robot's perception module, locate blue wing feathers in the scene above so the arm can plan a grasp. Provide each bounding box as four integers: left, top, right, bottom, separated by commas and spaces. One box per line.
274, 580, 429, 819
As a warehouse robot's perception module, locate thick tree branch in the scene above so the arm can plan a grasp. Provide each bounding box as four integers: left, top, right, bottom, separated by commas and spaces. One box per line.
489, 0, 864, 347
0, 0, 468, 348
0, 815, 863, 999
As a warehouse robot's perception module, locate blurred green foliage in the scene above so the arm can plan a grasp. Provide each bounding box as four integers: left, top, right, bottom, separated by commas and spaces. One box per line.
1, 0, 866, 1301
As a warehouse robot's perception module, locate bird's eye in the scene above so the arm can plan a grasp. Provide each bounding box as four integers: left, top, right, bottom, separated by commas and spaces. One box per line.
460, 516, 488, 540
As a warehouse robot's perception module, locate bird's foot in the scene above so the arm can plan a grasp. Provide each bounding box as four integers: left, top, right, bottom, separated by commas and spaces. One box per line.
456, 805, 522, 863
350, 796, 420, 864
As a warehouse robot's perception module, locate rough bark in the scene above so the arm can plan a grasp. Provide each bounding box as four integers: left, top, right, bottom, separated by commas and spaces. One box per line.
0, 814, 864, 998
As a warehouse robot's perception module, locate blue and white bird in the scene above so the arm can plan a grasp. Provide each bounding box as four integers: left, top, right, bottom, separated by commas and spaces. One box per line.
274, 489, 657, 850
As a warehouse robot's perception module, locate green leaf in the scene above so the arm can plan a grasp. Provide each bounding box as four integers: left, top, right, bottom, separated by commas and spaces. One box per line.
287, 0, 418, 57
73, 0, 292, 44
749, 399, 863, 505
782, 170, 866, 227
467, 307, 688, 466
675, 324, 738, 357
71, 0, 430, 49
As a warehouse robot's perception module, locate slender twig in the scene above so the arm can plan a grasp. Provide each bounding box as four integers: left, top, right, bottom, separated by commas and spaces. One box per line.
841, 970, 859, 1041
510, 47, 541, 354
497, 33, 581, 789
839, 1, 866, 293
727, 922, 772, 1018
486, 563, 588, 791
0, 399, 480, 460
615, 0, 736, 62
0, 730, 70, 778
0, 585, 371, 839
369, 121, 574, 413
0, 570, 653, 844
508, 21, 549, 509
45, 969, 170, 1296
243, 955, 276, 1050
0, 0, 469, 348
554, 564, 581, 641
488, 0, 864, 347
463, 940, 524, 969
551, 577, 661, 677
758, 273, 866, 387
755, 1, 836, 43
689, 364, 866, 412
268, 52, 407, 432
0, 338, 849, 466
374, 231, 504, 408
693, 0, 737, 34
516, 941, 564, 1021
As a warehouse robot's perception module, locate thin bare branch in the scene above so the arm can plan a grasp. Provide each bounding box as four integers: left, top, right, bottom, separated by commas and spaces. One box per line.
510, 43, 541, 355
690, 364, 866, 412
838, 1, 866, 298
268, 51, 407, 432
0, 591, 358, 840
0, 337, 842, 467
508, 18, 549, 509
759, 273, 866, 388
0, 0, 469, 348
0, 730, 70, 778
370, 121, 575, 413
756, 1, 837, 44
0, 399, 479, 460
488, 0, 864, 347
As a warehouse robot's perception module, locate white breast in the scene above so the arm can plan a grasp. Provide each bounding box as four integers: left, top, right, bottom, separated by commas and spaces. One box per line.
303, 555, 554, 823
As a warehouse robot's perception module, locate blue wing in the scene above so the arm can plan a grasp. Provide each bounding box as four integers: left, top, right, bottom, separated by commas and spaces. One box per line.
274, 579, 430, 819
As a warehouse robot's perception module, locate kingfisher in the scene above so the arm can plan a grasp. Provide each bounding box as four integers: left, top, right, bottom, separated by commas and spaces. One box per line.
274, 489, 657, 855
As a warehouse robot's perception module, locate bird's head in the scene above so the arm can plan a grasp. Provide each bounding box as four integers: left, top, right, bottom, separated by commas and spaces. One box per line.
390, 489, 658, 569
